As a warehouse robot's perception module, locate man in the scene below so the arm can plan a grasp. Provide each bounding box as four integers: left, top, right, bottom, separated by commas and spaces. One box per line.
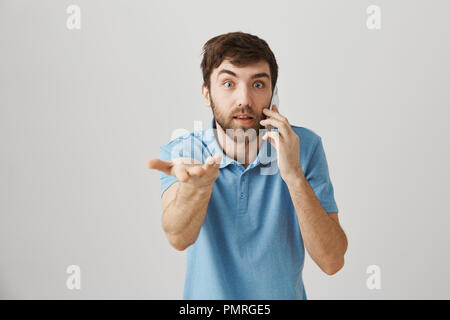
147, 31, 348, 299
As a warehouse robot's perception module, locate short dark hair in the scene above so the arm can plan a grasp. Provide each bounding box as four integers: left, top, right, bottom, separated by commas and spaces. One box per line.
200, 31, 278, 93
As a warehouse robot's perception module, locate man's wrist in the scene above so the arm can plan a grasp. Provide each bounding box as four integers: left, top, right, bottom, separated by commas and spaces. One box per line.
283, 168, 308, 189
178, 182, 213, 200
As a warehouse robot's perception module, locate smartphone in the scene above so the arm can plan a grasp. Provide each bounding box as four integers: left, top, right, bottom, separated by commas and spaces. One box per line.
265, 85, 279, 132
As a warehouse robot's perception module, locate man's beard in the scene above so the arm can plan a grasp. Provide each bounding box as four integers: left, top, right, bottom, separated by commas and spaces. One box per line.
209, 94, 265, 140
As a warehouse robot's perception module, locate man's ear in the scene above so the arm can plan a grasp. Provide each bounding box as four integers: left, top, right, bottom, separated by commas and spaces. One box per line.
201, 83, 211, 107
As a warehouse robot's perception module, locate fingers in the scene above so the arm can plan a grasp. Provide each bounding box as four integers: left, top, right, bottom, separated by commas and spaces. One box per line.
172, 164, 190, 182
263, 105, 287, 122
213, 153, 222, 165
147, 159, 173, 175
260, 117, 289, 137
272, 104, 281, 115
203, 154, 222, 171
172, 157, 203, 165
187, 165, 205, 177
148, 154, 222, 183
147, 158, 196, 182
172, 154, 221, 183
212, 153, 222, 164
262, 105, 292, 137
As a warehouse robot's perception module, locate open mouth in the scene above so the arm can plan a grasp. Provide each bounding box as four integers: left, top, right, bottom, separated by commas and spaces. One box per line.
233, 115, 255, 120
233, 115, 255, 125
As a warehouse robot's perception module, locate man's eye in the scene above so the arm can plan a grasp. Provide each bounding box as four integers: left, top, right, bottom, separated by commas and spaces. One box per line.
223, 81, 264, 88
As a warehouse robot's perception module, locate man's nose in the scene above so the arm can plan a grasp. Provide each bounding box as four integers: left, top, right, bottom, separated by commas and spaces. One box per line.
235, 85, 253, 107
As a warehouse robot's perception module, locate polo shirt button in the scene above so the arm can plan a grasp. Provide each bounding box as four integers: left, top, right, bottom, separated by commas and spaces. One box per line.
240, 193, 245, 199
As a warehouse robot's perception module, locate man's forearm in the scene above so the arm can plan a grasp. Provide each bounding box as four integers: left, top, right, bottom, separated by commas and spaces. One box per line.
285, 171, 347, 274
163, 183, 213, 250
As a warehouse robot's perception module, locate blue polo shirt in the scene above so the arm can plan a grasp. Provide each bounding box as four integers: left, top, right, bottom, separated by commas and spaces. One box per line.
158, 117, 338, 300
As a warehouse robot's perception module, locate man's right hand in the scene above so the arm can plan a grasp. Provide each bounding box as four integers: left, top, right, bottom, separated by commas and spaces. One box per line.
147, 154, 222, 188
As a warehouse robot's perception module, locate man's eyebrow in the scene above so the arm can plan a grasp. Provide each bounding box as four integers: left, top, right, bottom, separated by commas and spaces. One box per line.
216, 69, 270, 80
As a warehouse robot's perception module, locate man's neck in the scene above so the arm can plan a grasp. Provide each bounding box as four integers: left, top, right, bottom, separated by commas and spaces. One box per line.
214, 121, 262, 168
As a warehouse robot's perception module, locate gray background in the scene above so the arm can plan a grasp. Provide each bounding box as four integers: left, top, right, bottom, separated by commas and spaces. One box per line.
1, 0, 449, 299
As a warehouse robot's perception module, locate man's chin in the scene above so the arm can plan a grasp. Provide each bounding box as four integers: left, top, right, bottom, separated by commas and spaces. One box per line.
216, 118, 262, 136
231, 124, 259, 132
223, 125, 261, 140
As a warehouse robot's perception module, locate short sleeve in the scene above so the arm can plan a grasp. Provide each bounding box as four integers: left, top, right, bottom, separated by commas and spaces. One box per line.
305, 136, 339, 213
158, 144, 179, 198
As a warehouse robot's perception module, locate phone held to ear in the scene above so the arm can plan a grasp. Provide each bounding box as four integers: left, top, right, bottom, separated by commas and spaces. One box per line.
266, 85, 279, 132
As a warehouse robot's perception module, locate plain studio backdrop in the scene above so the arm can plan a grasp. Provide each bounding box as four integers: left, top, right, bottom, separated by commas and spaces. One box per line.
1, 0, 449, 299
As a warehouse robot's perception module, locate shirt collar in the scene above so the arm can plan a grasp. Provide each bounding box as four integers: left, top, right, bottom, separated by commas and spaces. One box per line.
204, 116, 277, 169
